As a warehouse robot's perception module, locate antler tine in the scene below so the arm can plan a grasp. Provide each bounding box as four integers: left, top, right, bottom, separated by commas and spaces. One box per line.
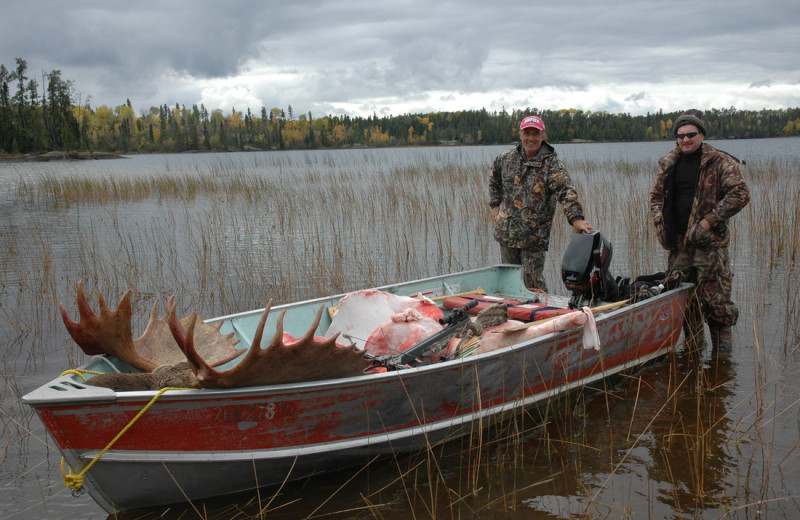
257, 303, 327, 351
300, 305, 326, 344
250, 299, 275, 353
167, 296, 198, 357
136, 298, 161, 343
74, 279, 92, 319
148, 298, 159, 322
264, 308, 291, 350
96, 286, 111, 314
286, 304, 341, 351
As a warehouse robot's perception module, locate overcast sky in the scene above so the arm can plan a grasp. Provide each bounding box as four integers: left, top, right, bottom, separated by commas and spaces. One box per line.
2, 0, 799, 119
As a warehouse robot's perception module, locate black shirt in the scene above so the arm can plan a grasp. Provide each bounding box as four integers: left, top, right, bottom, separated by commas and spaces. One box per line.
671, 148, 702, 236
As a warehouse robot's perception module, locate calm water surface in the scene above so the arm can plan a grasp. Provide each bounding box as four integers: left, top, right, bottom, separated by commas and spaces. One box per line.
1, 138, 798, 519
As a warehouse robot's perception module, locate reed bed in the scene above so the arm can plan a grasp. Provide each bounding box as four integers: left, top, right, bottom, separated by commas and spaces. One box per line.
1, 148, 799, 519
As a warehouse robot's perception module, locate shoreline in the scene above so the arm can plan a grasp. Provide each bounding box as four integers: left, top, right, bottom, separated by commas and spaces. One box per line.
0, 151, 124, 163
1, 135, 796, 163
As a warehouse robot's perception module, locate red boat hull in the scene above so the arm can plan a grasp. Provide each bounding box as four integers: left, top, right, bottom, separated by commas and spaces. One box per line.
24, 266, 690, 513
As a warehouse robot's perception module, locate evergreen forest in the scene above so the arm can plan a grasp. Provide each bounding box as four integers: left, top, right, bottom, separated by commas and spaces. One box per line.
3, 58, 800, 156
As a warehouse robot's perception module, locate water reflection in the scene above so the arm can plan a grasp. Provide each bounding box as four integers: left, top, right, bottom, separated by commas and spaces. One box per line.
645, 349, 737, 513
495, 345, 739, 518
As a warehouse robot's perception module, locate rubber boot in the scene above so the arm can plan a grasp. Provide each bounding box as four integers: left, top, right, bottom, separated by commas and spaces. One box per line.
682, 296, 706, 350
709, 326, 733, 353
682, 319, 707, 350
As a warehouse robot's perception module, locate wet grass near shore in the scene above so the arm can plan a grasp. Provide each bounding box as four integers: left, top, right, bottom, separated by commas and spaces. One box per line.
1, 151, 799, 519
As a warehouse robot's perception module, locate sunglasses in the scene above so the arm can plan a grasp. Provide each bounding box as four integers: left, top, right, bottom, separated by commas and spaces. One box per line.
676, 132, 699, 140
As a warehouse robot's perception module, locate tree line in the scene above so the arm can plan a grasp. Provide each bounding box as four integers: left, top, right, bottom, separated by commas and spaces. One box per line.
2, 57, 800, 156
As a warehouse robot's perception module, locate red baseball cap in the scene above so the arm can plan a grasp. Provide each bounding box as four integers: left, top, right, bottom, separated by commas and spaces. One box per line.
519, 115, 545, 131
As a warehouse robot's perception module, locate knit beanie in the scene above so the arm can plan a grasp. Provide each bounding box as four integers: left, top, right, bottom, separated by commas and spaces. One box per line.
672, 109, 707, 136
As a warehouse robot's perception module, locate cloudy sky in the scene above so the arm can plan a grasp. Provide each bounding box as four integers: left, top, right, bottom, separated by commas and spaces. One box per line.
2, 0, 799, 118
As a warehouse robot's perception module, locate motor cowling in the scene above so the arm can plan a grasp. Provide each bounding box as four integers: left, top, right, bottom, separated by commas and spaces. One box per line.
561, 230, 619, 308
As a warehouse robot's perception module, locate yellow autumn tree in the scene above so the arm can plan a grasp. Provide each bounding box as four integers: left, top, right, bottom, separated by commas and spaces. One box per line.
366, 126, 389, 144
333, 124, 346, 143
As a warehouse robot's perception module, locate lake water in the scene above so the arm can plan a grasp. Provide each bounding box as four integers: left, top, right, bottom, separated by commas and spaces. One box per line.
1, 138, 798, 519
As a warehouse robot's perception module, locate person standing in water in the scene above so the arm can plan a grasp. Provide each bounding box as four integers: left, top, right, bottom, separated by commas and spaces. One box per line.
649, 109, 750, 352
489, 115, 592, 292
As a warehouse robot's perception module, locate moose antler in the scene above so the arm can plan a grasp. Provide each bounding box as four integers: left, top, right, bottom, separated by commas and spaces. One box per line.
59, 281, 243, 372
169, 299, 370, 388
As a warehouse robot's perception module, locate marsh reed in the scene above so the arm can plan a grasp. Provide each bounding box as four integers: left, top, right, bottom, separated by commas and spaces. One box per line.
2, 146, 799, 519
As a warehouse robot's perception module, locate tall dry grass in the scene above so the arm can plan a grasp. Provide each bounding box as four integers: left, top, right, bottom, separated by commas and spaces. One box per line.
1, 149, 799, 519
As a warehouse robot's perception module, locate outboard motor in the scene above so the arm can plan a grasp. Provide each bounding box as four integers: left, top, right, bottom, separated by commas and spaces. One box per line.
561, 230, 620, 309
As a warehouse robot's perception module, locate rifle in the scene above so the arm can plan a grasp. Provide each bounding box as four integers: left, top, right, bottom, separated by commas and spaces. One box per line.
368, 299, 478, 371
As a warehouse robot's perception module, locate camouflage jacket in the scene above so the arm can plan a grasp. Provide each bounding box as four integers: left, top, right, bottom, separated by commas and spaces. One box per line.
650, 143, 750, 250
489, 143, 585, 251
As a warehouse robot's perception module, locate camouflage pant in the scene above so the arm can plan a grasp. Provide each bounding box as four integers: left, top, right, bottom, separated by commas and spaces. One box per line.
500, 246, 548, 292
668, 245, 738, 328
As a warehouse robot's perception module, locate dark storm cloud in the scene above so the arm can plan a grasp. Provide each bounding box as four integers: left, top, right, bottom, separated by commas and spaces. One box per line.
1, 0, 798, 116
8, 1, 267, 76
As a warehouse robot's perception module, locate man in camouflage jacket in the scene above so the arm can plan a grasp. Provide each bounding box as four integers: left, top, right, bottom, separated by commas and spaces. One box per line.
489, 115, 592, 291
649, 109, 750, 352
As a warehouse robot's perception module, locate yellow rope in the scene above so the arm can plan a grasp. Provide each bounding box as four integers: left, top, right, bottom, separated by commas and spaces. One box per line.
59, 369, 104, 382
60, 386, 191, 493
